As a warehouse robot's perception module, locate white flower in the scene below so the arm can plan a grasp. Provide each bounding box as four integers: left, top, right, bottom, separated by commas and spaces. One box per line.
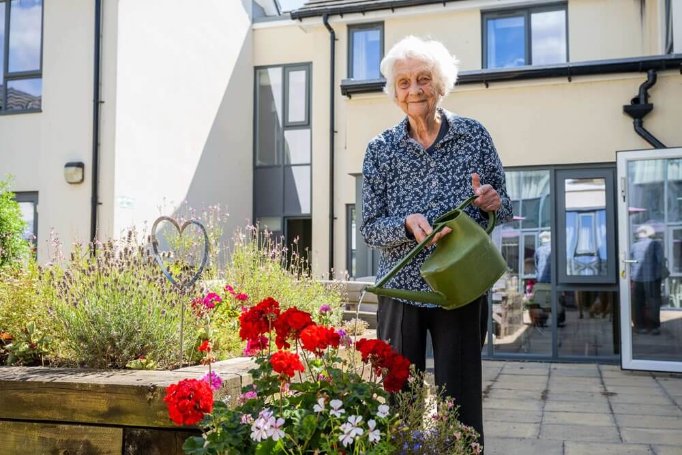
367, 419, 381, 443
268, 417, 286, 441
330, 399, 345, 417
250, 408, 275, 442
376, 404, 390, 418
313, 397, 326, 413
338, 415, 364, 447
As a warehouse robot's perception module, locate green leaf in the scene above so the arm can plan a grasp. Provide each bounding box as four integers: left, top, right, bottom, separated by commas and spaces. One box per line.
182, 436, 209, 455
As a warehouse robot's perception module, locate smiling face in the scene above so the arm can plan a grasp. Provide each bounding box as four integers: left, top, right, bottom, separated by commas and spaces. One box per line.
393, 57, 441, 121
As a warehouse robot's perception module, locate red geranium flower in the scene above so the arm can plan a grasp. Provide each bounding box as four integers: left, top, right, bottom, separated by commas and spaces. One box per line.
198, 340, 211, 353
274, 307, 314, 349
238, 297, 281, 342
355, 338, 410, 392
299, 325, 340, 356
164, 378, 214, 426
269, 350, 305, 378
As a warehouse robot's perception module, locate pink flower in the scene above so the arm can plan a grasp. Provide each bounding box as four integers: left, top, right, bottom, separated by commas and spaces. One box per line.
202, 371, 223, 391
203, 292, 222, 309
235, 293, 249, 301
243, 335, 269, 356
225, 284, 235, 295
240, 390, 258, 403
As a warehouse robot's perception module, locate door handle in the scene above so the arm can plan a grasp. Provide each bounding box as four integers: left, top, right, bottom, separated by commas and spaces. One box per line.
623, 259, 638, 263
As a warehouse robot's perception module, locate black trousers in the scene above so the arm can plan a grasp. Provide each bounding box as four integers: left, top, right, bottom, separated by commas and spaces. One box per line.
377, 295, 486, 446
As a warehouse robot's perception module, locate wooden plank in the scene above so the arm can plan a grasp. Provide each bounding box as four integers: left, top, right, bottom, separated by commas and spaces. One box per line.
0, 420, 122, 455
123, 428, 199, 455
0, 366, 247, 428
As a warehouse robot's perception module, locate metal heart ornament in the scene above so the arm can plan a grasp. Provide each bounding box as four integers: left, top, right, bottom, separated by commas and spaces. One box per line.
150, 216, 209, 289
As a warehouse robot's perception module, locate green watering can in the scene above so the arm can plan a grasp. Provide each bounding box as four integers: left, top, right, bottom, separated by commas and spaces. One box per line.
365, 195, 507, 310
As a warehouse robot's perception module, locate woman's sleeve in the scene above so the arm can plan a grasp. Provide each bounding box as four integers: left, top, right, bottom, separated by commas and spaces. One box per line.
480, 126, 514, 224
360, 142, 412, 249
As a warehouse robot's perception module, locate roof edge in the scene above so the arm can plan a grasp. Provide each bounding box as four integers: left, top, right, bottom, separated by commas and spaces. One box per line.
291, 0, 460, 20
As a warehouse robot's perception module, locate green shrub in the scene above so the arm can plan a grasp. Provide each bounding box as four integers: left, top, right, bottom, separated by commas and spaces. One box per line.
47, 233, 204, 369
0, 263, 51, 365
210, 226, 344, 358
0, 177, 30, 269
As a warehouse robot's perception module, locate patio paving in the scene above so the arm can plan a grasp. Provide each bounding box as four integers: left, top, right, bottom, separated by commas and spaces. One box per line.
480, 361, 682, 455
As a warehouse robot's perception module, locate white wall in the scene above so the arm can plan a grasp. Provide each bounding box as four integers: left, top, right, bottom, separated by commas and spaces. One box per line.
113, 0, 253, 253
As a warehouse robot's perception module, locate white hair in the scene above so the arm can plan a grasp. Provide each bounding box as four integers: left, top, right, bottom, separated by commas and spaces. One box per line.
380, 36, 459, 103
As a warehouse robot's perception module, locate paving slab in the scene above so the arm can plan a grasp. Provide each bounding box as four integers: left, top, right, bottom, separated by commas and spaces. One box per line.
484, 421, 540, 439
545, 390, 609, 402
543, 399, 611, 414
608, 393, 673, 405
651, 444, 682, 455
611, 403, 682, 417
539, 424, 621, 443
564, 441, 653, 455
484, 437, 563, 455
616, 414, 682, 430
550, 368, 602, 378
621, 428, 682, 446
483, 408, 542, 423
482, 398, 544, 411
542, 411, 614, 426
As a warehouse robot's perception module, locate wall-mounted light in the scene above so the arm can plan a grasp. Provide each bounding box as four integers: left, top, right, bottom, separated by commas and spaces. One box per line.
64, 161, 85, 184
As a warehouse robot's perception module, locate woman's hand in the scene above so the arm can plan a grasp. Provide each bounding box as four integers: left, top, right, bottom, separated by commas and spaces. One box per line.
405, 214, 452, 246
472, 173, 501, 212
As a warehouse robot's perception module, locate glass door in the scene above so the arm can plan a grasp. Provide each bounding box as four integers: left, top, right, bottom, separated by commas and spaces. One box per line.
618, 148, 682, 372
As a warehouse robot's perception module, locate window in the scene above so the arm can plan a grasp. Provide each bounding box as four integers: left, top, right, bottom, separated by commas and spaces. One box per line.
14, 191, 38, 252
1, 0, 43, 113
483, 4, 566, 69
254, 63, 311, 225
348, 23, 383, 80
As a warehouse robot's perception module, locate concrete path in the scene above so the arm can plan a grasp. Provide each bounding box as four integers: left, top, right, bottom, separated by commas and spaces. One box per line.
481, 361, 682, 455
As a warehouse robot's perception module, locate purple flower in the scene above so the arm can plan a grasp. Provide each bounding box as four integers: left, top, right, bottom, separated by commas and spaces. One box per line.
319, 304, 332, 314
202, 371, 223, 391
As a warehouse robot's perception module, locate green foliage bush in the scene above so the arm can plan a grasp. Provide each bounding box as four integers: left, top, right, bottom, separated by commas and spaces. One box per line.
0, 177, 30, 269
210, 226, 344, 359
0, 264, 51, 365
46, 233, 204, 369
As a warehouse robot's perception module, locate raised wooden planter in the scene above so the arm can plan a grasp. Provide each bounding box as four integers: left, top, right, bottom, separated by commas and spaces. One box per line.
0, 358, 254, 454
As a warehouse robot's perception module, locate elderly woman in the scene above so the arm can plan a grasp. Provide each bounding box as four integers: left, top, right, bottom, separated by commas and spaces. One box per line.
360, 36, 513, 445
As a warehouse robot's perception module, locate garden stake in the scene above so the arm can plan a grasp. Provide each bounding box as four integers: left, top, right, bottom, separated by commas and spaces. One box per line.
150, 216, 210, 367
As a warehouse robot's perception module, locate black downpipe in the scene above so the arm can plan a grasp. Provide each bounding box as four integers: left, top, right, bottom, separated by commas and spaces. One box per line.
623, 69, 666, 149
323, 14, 335, 277
90, 0, 103, 248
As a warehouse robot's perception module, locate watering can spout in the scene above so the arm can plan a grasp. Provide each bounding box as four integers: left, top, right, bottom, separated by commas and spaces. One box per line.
364, 286, 448, 306
364, 195, 507, 310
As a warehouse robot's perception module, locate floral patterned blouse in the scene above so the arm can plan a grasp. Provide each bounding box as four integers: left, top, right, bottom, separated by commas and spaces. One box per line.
360, 108, 513, 307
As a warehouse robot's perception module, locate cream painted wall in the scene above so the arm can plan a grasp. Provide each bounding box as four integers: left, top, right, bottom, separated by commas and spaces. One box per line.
113, 0, 253, 255
0, 0, 95, 261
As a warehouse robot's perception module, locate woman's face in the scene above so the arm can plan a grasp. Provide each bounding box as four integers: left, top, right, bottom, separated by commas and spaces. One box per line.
393, 58, 440, 121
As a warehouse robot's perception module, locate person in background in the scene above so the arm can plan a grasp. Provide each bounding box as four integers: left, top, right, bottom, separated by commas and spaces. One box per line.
360, 35, 513, 448
630, 224, 665, 335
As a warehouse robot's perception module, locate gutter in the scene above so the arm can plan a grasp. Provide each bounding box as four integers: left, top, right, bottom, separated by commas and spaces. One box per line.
90, 0, 103, 248
323, 14, 336, 277
340, 54, 682, 96
291, 0, 462, 20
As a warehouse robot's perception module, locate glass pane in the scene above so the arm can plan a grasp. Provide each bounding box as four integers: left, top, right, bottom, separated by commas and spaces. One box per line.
287, 69, 307, 124
558, 289, 618, 357
351, 28, 381, 80
256, 68, 283, 166
256, 216, 282, 232
284, 129, 310, 164
18, 201, 36, 243
531, 9, 566, 65
7, 78, 42, 110
522, 233, 537, 279
627, 158, 682, 362
491, 277, 552, 355
349, 206, 357, 277
254, 167, 283, 216
486, 15, 526, 68
284, 165, 311, 214
8, 0, 42, 73
565, 178, 608, 277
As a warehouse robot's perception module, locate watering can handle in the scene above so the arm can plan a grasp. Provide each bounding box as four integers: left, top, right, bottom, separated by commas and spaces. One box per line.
368, 195, 496, 291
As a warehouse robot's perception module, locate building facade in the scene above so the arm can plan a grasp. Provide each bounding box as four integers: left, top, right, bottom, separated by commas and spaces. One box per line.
1, 0, 682, 371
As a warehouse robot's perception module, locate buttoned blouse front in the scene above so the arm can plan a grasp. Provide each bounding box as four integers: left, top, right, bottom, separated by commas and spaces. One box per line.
361, 108, 513, 307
